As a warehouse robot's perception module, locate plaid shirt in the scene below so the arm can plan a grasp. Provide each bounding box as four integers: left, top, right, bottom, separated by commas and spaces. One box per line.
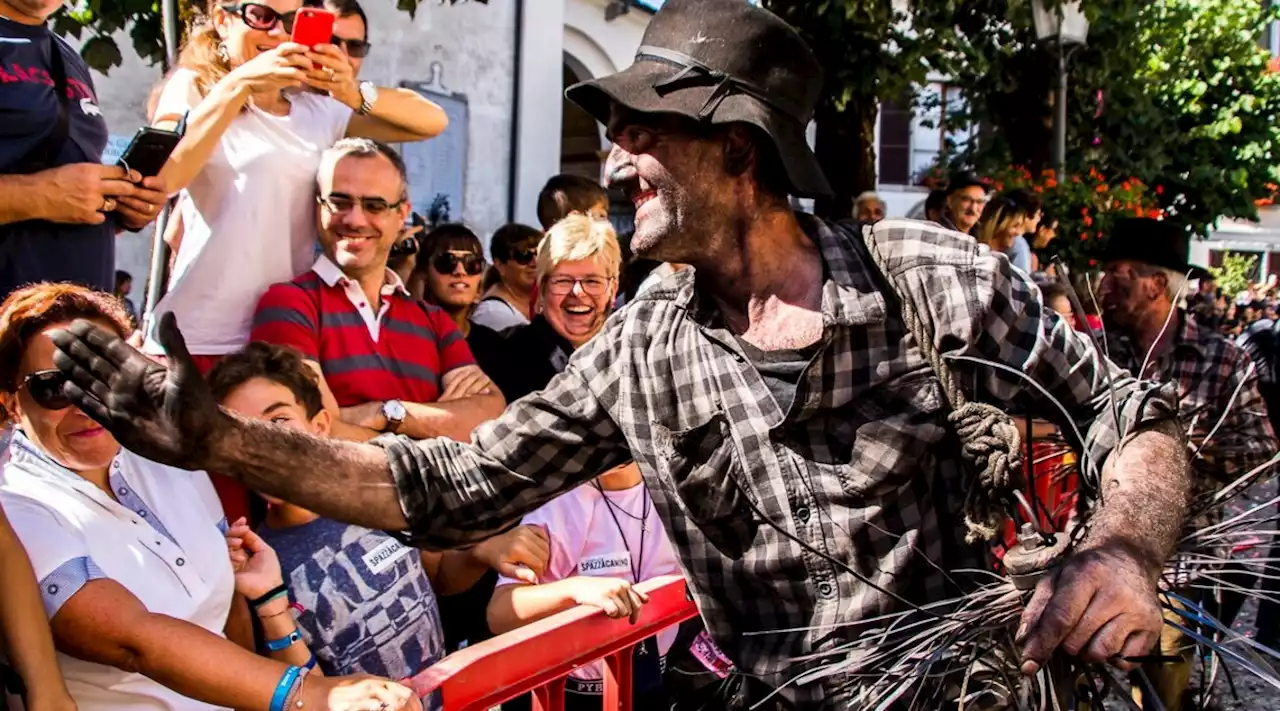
1107, 313, 1277, 486
380, 217, 1177, 708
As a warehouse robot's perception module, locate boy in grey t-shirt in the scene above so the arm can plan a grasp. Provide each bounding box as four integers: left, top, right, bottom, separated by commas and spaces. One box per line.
209, 343, 445, 709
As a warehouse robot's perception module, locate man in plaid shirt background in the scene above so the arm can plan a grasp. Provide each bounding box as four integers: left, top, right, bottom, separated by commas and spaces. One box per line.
1099, 217, 1278, 710
49, 1, 1195, 708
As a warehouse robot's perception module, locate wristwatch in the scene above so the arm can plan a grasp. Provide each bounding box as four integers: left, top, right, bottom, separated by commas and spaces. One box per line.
381, 399, 407, 433
356, 81, 378, 116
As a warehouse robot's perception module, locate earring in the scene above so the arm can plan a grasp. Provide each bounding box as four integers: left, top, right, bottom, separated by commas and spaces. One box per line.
217, 41, 230, 63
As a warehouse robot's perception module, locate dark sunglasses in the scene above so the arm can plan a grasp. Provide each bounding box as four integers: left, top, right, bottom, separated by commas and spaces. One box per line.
22, 370, 71, 411
222, 3, 296, 33
509, 248, 537, 266
432, 253, 485, 276
317, 193, 406, 216
332, 36, 372, 58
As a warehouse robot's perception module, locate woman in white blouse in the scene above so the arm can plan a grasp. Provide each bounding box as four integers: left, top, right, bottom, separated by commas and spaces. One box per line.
0, 283, 419, 711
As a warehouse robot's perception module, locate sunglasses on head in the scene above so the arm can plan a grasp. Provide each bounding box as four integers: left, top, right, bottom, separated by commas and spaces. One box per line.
432, 252, 485, 276
222, 3, 296, 33
332, 36, 372, 58
22, 370, 71, 411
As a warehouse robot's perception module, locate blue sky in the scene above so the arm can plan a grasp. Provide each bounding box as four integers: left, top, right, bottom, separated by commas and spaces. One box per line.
635, 0, 664, 10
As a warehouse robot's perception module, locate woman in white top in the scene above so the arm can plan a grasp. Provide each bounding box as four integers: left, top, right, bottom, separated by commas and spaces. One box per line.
0, 283, 419, 711
145, 0, 447, 360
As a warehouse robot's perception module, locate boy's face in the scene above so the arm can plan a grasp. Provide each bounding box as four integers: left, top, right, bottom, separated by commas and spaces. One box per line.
219, 378, 329, 503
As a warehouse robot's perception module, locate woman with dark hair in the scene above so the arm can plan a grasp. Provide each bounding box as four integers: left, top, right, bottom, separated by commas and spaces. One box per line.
0, 283, 420, 710
409, 224, 486, 336
472, 223, 541, 331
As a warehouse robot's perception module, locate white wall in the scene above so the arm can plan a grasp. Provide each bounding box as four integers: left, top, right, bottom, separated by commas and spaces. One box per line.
511, 0, 651, 226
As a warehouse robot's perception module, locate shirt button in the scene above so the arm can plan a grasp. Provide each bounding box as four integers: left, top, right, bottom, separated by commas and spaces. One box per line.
176, 558, 185, 567
795, 506, 811, 523
47, 584, 59, 595
138, 510, 147, 518
818, 581, 835, 597
118, 487, 128, 496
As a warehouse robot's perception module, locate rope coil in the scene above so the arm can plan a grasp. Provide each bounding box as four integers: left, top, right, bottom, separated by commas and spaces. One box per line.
862, 225, 1023, 542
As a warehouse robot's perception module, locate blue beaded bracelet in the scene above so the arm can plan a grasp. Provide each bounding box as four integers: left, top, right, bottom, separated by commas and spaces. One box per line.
265, 630, 302, 652
269, 666, 302, 711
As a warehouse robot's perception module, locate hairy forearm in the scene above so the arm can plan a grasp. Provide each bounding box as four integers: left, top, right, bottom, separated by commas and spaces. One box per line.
401, 392, 505, 442
331, 417, 382, 443
1084, 418, 1191, 575
0, 509, 70, 698
208, 410, 408, 531
0, 174, 46, 224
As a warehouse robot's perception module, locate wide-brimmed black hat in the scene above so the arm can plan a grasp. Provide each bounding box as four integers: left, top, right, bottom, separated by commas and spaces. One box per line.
565, 0, 830, 199
1101, 217, 1211, 280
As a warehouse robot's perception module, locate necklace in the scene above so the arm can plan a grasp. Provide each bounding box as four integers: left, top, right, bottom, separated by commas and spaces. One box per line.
592, 480, 650, 582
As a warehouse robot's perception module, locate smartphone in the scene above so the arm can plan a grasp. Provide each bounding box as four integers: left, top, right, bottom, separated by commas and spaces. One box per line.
291, 8, 335, 48
117, 126, 181, 177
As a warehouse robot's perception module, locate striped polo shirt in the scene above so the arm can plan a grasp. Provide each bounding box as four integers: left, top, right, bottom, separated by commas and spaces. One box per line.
250, 256, 474, 407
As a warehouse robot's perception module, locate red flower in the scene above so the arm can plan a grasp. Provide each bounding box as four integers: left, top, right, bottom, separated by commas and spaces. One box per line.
1155, 185, 1164, 195
1072, 176, 1082, 184
1096, 184, 1107, 193
1089, 259, 1098, 266
1083, 216, 1093, 226
1080, 233, 1090, 241
1080, 207, 1090, 216
1033, 186, 1044, 193
1045, 179, 1058, 188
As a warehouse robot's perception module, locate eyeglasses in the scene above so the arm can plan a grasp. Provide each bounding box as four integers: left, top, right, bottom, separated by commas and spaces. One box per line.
317, 193, 405, 216
332, 36, 372, 58
221, 3, 296, 32
432, 253, 485, 276
547, 276, 612, 296
22, 370, 71, 411
509, 248, 537, 266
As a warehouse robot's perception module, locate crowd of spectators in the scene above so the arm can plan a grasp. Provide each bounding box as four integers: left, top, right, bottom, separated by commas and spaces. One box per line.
0, 0, 714, 707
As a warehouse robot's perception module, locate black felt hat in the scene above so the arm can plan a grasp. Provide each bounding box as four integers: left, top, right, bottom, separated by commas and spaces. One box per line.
1101, 218, 1211, 280
565, 0, 831, 199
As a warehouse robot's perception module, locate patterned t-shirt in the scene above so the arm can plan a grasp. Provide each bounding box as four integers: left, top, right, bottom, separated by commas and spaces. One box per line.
260, 518, 444, 709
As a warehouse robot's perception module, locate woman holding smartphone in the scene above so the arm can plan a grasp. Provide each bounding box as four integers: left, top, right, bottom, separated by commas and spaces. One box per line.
144, 0, 446, 521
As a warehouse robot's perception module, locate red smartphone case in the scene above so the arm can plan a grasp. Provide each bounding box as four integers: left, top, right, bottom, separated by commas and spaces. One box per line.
291, 8, 335, 48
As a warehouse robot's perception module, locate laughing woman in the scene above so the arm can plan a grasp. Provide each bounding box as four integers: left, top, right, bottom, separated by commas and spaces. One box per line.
0, 283, 420, 711
467, 214, 620, 402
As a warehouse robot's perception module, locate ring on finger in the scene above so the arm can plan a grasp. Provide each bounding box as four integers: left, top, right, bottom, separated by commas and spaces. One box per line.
101, 197, 117, 212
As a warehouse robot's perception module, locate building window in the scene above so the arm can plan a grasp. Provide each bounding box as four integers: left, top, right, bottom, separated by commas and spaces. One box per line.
877, 82, 972, 187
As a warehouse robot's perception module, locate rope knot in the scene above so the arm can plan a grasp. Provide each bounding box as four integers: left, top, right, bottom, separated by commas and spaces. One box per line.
948, 402, 1024, 543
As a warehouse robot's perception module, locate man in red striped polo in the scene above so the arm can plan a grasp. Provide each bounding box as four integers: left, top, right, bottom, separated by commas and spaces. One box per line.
250, 138, 506, 442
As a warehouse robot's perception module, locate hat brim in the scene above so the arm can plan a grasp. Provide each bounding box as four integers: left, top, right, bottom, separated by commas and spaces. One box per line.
567, 60, 832, 199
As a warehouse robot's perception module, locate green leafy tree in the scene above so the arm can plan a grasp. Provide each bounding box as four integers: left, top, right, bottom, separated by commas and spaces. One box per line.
1210, 252, 1260, 297
53, 0, 487, 74
761, 0, 969, 219
936, 0, 1280, 264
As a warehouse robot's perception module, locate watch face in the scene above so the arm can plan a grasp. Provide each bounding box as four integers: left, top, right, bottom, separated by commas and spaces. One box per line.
385, 400, 407, 421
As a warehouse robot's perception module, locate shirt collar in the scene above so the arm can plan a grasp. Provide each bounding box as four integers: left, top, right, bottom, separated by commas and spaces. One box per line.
669, 214, 887, 330
7, 429, 125, 486
311, 254, 409, 297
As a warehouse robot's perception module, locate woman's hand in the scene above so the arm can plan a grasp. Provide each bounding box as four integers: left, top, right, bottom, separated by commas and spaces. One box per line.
304, 675, 423, 711
226, 520, 284, 600
226, 43, 312, 96
301, 44, 361, 110
568, 577, 649, 623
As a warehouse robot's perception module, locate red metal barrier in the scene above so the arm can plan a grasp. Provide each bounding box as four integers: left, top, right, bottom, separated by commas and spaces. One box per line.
406, 575, 699, 711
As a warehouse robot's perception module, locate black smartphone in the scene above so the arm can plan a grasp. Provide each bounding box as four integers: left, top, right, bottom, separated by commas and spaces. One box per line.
117, 126, 182, 177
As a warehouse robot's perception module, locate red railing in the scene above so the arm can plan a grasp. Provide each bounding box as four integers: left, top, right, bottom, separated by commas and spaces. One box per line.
407, 575, 699, 711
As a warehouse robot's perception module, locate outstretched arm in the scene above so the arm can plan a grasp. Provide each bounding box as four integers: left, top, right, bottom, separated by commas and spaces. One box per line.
50, 313, 630, 546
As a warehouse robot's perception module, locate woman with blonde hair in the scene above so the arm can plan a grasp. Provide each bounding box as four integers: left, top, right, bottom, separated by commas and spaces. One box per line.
468, 214, 621, 403
144, 0, 447, 520
975, 190, 1036, 254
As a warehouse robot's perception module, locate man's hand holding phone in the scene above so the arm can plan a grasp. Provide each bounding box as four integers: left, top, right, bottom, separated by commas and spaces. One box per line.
28, 164, 160, 226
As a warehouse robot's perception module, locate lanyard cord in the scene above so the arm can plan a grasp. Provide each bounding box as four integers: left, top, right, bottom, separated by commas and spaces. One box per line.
591, 479, 650, 583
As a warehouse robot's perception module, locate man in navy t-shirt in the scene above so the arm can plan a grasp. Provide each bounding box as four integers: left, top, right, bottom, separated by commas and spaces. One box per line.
0, 0, 168, 298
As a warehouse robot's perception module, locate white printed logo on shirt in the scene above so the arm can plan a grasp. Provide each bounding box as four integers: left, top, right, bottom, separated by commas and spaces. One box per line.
79, 98, 102, 117
363, 537, 411, 575
578, 552, 631, 577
